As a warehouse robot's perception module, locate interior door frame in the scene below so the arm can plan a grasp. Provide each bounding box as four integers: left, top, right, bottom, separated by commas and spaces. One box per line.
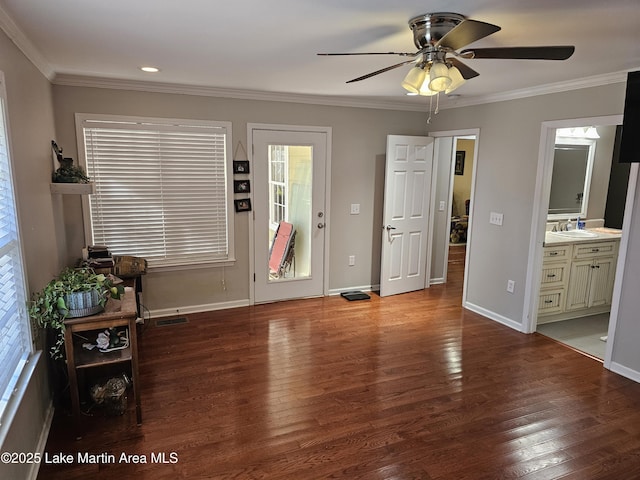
247, 123, 332, 305
523, 114, 640, 370
427, 128, 480, 306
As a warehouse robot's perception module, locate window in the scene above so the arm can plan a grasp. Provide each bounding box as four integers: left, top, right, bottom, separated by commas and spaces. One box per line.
0, 73, 32, 429
269, 145, 289, 230
76, 114, 234, 268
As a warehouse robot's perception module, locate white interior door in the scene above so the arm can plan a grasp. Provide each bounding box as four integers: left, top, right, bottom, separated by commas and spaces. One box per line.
251, 127, 329, 303
380, 135, 434, 297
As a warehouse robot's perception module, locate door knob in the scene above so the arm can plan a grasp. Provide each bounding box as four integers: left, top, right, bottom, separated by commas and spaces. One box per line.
385, 225, 396, 231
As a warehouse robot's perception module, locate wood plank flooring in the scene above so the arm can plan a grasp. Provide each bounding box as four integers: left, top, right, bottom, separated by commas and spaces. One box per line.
38, 257, 640, 479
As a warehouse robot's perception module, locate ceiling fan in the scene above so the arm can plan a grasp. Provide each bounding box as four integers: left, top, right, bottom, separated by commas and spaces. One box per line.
318, 13, 575, 96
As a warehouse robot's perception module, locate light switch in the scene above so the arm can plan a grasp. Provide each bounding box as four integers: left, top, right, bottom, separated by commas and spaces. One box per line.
350, 203, 360, 215
489, 212, 504, 226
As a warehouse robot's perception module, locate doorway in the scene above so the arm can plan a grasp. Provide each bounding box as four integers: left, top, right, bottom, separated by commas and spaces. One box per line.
526, 114, 636, 365
249, 124, 331, 304
428, 129, 479, 306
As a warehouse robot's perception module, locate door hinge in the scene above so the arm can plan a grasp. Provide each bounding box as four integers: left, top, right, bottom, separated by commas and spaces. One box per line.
253, 273, 256, 282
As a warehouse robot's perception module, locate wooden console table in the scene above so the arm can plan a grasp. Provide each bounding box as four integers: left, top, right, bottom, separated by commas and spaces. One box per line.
63, 285, 142, 436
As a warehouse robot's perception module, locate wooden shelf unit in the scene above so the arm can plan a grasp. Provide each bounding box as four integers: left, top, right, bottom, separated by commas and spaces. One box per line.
63, 284, 141, 437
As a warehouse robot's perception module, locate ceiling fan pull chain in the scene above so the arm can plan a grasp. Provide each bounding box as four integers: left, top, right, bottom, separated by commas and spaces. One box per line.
434, 92, 440, 115
427, 95, 433, 124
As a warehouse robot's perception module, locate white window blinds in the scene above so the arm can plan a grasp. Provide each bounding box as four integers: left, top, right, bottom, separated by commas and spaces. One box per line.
0, 80, 31, 427
78, 115, 234, 268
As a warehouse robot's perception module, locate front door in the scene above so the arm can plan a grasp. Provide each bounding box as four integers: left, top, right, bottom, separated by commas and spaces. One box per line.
251, 126, 329, 303
380, 135, 434, 297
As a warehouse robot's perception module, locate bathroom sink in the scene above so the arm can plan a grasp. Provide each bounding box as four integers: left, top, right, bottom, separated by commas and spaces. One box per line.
551, 230, 598, 238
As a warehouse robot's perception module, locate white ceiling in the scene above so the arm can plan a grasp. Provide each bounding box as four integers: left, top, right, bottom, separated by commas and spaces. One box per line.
1, 0, 639, 110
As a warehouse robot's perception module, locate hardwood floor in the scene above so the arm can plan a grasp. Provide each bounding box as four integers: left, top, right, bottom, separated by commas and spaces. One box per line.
38, 258, 640, 479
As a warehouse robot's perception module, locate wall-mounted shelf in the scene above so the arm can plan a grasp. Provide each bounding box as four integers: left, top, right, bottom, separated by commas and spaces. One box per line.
50, 182, 96, 195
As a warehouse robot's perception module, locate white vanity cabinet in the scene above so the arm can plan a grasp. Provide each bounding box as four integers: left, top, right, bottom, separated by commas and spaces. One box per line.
538, 239, 619, 323
565, 242, 618, 311
538, 245, 572, 318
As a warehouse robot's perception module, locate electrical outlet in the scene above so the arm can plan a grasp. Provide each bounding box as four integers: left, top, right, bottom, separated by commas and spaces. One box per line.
348, 255, 355, 266
507, 279, 515, 293
490, 212, 504, 226
350, 203, 360, 215
439, 200, 446, 211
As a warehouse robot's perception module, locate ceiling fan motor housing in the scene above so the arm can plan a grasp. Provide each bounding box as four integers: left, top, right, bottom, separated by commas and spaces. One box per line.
408, 13, 466, 49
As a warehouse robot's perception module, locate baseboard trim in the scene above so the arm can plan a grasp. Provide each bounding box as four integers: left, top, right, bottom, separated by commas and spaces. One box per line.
29, 401, 54, 480
150, 299, 250, 318
464, 301, 524, 332
608, 362, 640, 383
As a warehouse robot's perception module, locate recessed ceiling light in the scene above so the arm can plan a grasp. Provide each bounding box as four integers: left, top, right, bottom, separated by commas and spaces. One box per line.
140, 66, 160, 73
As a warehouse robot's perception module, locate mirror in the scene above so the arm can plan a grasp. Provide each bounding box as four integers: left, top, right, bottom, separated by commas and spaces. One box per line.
547, 134, 596, 219
548, 135, 596, 219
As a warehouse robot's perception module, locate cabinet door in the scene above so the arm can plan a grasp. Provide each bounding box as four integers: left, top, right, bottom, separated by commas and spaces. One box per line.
565, 259, 593, 311
589, 256, 616, 308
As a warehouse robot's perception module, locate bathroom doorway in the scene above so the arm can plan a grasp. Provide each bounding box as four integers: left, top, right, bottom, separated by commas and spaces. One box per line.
527, 115, 630, 362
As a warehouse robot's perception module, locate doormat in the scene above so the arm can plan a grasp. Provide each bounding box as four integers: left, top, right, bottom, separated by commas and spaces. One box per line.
341, 291, 371, 301
155, 317, 188, 327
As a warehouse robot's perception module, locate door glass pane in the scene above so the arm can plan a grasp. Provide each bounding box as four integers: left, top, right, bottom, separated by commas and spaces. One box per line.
267, 144, 312, 281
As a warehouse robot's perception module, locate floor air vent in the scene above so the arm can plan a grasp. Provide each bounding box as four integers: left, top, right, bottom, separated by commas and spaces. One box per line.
155, 317, 188, 327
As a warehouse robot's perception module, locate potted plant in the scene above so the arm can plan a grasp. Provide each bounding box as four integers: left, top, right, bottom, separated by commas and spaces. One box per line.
29, 267, 125, 360
51, 140, 90, 183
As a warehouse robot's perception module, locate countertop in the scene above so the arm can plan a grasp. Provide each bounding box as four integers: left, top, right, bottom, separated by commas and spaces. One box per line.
544, 227, 622, 246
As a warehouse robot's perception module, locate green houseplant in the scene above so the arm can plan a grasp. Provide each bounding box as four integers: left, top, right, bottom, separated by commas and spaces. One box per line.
29, 267, 125, 360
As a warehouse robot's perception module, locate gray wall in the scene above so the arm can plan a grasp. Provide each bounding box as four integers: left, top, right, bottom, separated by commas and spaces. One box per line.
611, 172, 640, 372
0, 28, 58, 480
51, 85, 428, 311
426, 85, 626, 323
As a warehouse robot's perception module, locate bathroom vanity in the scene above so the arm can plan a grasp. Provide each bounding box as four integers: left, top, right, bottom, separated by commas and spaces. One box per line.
538, 228, 622, 323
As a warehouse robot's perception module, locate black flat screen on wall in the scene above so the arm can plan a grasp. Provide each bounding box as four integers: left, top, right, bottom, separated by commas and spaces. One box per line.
620, 71, 640, 163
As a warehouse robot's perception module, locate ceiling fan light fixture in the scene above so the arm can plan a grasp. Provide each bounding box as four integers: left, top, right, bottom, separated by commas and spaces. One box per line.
428, 61, 451, 92
401, 66, 427, 94
418, 80, 438, 96
445, 65, 465, 94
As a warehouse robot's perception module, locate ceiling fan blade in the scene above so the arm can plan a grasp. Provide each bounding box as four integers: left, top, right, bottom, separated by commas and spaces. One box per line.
461, 46, 575, 60
317, 52, 417, 57
448, 58, 479, 80
436, 19, 501, 50
346, 59, 416, 83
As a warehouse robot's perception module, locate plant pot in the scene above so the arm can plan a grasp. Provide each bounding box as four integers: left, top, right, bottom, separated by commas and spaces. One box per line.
61, 290, 106, 318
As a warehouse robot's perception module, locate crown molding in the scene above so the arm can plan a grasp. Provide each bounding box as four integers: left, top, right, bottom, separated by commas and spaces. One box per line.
440, 70, 631, 110
0, 4, 54, 80
53, 70, 633, 113
52, 74, 426, 112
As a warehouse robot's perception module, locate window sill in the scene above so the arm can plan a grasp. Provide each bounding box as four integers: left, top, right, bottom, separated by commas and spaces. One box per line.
148, 258, 236, 273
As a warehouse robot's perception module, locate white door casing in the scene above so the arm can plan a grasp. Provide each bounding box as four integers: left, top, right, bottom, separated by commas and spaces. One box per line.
251, 126, 330, 303
380, 135, 434, 297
